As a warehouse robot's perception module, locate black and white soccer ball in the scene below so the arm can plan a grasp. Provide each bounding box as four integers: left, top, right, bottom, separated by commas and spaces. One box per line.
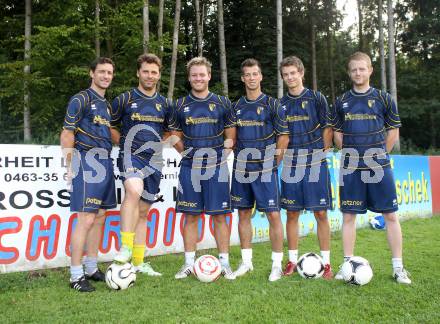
105, 262, 137, 290
341, 256, 373, 286
297, 252, 325, 279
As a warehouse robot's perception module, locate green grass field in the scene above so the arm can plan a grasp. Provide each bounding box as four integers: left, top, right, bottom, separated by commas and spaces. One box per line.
1, 217, 439, 323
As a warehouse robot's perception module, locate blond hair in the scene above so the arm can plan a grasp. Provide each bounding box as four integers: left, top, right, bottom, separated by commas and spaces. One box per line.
186, 57, 212, 75
348, 52, 372, 69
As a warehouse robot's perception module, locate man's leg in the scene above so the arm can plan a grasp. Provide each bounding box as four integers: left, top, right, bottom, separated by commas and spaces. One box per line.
115, 178, 143, 263
213, 214, 235, 280
314, 210, 332, 278
284, 211, 300, 275
383, 212, 411, 283
234, 208, 254, 277
84, 209, 106, 280
175, 214, 199, 279
334, 212, 357, 280
132, 201, 162, 276
70, 211, 96, 292
267, 211, 284, 281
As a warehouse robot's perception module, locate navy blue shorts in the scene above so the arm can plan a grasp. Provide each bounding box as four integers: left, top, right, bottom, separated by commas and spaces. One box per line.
280, 160, 332, 211
70, 150, 116, 213
339, 167, 398, 214
176, 163, 231, 215
117, 153, 161, 204
231, 170, 280, 212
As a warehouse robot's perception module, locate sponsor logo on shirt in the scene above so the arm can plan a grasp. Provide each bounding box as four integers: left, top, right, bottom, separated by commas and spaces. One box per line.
184, 107, 190, 112
91, 104, 97, 110
131, 103, 138, 109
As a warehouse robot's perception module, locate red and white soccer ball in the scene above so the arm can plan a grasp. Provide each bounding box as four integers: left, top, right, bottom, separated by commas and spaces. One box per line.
297, 252, 325, 279
193, 255, 222, 283
105, 262, 137, 290
341, 256, 373, 286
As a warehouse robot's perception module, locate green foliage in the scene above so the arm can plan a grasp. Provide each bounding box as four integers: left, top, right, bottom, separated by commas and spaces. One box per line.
0, 217, 439, 322
0, 0, 439, 151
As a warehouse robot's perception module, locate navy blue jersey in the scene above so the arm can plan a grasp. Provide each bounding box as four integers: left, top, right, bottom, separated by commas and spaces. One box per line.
169, 92, 235, 166
63, 88, 112, 152
111, 88, 172, 156
332, 87, 401, 168
233, 93, 288, 172
280, 88, 331, 167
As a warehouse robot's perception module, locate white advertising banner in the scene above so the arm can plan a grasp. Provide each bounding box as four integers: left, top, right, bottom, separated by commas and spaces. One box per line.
0, 144, 239, 273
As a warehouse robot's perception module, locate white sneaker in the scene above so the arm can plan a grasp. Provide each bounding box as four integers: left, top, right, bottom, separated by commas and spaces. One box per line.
221, 265, 236, 280
175, 264, 194, 279
134, 262, 162, 276
234, 262, 254, 277
334, 264, 344, 280
114, 246, 132, 264
393, 268, 411, 284
268, 266, 283, 282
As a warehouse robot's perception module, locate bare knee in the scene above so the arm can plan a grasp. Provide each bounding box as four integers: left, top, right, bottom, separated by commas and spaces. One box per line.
383, 212, 399, 224
314, 210, 328, 223
267, 211, 282, 226
77, 213, 96, 230
286, 211, 300, 223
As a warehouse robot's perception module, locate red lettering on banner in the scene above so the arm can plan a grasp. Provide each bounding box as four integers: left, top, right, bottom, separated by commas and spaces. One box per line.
26, 214, 61, 261
0, 217, 23, 264
163, 208, 176, 247
146, 208, 159, 249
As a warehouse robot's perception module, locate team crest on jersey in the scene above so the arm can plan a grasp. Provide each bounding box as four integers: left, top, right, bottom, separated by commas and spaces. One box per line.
131, 102, 138, 109
257, 106, 264, 115
368, 100, 375, 108
209, 103, 216, 111
155, 103, 162, 111
301, 101, 308, 109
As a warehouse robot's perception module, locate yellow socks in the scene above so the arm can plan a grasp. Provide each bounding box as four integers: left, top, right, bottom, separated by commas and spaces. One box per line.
121, 231, 135, 250
132, 244, 145, 266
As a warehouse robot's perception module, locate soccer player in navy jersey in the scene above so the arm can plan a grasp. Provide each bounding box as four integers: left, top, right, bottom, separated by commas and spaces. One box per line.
279, 56, 334, 279
110, 53, 171, 276
169, 57, 237, 280
231, 59, 289, 282
332, 52, 411, 284
60, 57, 117, 292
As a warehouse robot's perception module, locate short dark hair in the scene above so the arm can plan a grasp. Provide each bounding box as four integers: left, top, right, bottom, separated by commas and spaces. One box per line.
90, 57, 115, 72
241, 58, 262, 74
279, 56, 305, 76
137, 53, 162, 70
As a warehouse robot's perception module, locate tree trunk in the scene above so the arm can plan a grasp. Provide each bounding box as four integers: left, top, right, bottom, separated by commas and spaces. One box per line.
217, 0, 228, 96
24, 0, 32, 141
195, 0, 203, 56
378, 0, 386, 91
325, 0, 335, 104
276, 0, 283, 98
95, 0, 100, 57
168, 0, 181, 100
158, 0, 164, 57
358, 0, 364, 51
387, 0, 399, 151
309, 0, 317, 91
143, 0, 149, 53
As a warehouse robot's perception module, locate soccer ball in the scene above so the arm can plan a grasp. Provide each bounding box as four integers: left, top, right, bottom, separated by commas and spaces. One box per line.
105, 262, 137, 290
297, 252, 325, 279
193, 255, 222, 283
341, 256, 373, 286
370, 215, 386, 230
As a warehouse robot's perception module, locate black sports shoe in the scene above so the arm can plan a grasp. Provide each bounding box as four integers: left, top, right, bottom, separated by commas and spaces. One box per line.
85, 269, 106, 282
70, 276, 95, 292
